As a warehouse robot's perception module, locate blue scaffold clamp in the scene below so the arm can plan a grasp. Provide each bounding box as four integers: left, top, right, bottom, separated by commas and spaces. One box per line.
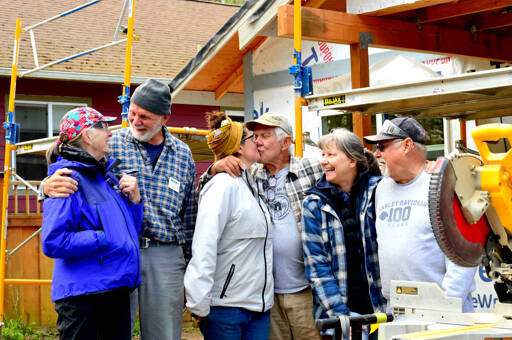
289, 61, 313, 97
118, 94, 130, 121
118, 94, 130, 106
3, 112, 20, 145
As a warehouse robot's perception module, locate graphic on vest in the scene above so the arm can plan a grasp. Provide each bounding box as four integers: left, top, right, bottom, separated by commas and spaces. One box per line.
268, 194, 291, 221
377, 199, 427, 227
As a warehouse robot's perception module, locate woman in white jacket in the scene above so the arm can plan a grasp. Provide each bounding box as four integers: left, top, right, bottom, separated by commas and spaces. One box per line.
184, 111, 273, 340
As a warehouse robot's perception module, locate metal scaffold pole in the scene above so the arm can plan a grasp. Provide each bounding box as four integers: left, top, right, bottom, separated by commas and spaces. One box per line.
120, 0, 135, 128
0, 18, 22, 326
293, 0, 303, 157
289, 0, 312, 157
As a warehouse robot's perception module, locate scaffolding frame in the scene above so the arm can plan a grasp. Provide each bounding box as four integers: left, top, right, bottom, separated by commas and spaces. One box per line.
0, 0, 137, 329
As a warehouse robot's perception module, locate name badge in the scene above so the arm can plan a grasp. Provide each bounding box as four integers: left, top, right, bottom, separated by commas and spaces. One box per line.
168, 177, 181, 193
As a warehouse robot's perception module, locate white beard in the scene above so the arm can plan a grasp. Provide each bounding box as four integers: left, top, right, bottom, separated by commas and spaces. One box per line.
129, 122, 162, 142
378, 160, 390, 178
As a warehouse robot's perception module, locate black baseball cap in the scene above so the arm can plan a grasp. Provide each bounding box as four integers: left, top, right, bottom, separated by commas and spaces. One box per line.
364, 117, 426, 144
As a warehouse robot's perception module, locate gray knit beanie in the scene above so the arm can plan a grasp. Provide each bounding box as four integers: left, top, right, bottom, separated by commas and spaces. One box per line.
131, 79, 171, 116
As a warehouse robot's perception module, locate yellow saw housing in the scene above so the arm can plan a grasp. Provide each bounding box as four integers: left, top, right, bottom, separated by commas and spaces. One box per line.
472, 124, 512, 234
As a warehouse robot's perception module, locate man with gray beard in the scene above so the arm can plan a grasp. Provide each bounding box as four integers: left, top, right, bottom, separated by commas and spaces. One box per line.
42, 79, 198, 340
364, 117, 475, 313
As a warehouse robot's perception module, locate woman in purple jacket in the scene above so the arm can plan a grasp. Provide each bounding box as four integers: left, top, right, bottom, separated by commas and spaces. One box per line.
42, 107, 143, 340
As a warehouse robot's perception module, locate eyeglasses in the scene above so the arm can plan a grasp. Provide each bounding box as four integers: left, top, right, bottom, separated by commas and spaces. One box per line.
377, 139, 403, 152
253, 132, 276, 142
242, 133, 256, 143
265, 176, 277, 202
91, 120, 108, 130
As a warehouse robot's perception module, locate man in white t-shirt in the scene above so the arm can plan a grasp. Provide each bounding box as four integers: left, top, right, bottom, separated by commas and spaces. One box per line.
364, 117, 476, 312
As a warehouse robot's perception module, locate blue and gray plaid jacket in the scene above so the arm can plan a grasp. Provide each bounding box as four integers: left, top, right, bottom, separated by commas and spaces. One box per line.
301, 173, 386, 322
108, 127, 197, 258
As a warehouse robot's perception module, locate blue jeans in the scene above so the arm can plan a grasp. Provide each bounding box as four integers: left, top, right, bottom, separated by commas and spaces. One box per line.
199, 306, 270, 340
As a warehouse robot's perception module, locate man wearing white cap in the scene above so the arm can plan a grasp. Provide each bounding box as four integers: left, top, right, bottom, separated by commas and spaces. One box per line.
200, 112, 323, 340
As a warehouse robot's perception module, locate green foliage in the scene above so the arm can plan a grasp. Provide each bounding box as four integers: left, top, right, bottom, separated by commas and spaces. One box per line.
2, 319, 58, 340
132, 318, 140, 336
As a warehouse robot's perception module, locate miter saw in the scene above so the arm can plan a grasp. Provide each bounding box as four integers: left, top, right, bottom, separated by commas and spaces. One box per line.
429, 123, 512, 303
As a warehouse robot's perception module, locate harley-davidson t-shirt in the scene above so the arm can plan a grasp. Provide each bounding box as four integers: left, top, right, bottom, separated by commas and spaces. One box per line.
375, 170, 476, 312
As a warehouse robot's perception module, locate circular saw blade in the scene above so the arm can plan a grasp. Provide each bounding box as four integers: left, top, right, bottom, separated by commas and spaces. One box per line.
429, 156, 489, 267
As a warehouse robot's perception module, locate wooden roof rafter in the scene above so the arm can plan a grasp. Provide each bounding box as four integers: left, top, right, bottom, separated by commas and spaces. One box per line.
351, 0, 457, 16
277, 4, 512, 62
480, 9, 512, 31
418, 0, 512, 24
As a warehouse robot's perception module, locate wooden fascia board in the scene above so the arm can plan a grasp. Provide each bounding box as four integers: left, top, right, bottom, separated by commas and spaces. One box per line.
238, 0, 334, 51
480, 10, 512, 31
420, 0, 512, 24
172, 0, 275, 98
238, 0, 290, 50
215, 63, 244, 100
277, 5, 512, 62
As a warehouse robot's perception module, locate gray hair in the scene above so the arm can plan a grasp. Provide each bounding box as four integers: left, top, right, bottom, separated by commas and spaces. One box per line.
319, 128, 369, 169
413, 142, 427, 157
275, 127, 294, 155
274, 127, 289, 141
45, 134, 84, 165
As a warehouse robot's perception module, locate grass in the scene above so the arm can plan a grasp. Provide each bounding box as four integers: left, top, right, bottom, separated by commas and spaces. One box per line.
2, 319, 58, 340
1, 317, 197, 339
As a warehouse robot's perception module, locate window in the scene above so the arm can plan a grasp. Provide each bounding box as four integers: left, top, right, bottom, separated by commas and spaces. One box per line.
14, 100, 88, 180
321, 112, 378, 135
320, 112, 444, 160
223, 108, 245, 123
382, 114, 444, 160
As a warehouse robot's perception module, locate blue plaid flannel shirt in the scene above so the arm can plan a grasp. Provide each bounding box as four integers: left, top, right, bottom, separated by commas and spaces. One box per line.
108, 127, 197, 258
301, 175, 386, 326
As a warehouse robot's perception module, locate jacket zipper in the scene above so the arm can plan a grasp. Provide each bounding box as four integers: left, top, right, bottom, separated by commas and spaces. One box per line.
95, 205, 105, 264
260, 206, 269, 312
220, 264, 235, 298
243, 173, 269, 312
106, 188, 141, 288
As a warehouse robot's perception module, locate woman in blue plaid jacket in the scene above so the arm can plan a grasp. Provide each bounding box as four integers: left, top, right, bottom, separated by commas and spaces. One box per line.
301, 128, 386, 337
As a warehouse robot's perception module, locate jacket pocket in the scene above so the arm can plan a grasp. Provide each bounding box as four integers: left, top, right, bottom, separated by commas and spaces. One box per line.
220, 264, 235, 299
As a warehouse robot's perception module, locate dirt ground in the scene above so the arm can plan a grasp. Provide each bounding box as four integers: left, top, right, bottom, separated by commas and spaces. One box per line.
182, 327, 203, 340
131, 321, 203, 340
132, 329, 202, 340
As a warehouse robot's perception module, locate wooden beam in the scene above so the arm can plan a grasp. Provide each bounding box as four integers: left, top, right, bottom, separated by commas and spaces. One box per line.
348, 0, 455, 16
350, 43, 372, 148
480, 10, 512, 31
215, 63, 244, 101
350, 44, 370, 89
277, 5, 512, 62
305, 0, 329, 9
420, 0, 512, 24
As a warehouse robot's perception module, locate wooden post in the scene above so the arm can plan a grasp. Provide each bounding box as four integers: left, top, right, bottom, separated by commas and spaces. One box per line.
350, 41, 372, 148
459, 120, 467, 147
